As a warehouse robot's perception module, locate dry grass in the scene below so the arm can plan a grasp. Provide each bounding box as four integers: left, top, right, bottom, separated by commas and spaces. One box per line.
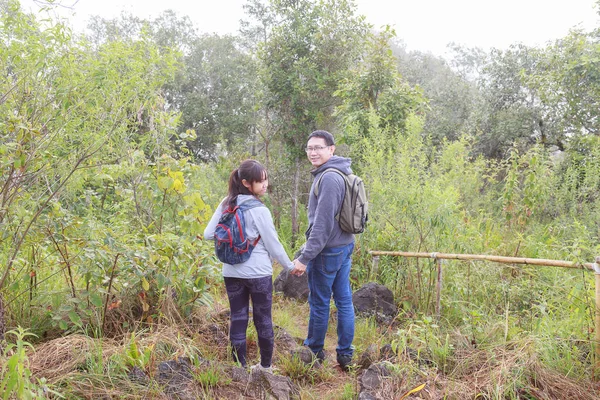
419, 340, 600, 399
28, 334, 119, 382
134, 324, 198, 353
58, 374, 166, 400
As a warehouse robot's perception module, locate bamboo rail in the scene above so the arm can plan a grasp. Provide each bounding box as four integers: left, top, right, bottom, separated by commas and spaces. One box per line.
369, 251, 596, 270
369, 251, 600, 378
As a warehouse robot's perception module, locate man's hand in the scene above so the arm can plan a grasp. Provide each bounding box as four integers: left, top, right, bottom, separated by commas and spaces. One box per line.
291, 259, 307, 276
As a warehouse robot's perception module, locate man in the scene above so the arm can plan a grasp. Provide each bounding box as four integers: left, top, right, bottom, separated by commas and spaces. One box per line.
291, 130, 355, 371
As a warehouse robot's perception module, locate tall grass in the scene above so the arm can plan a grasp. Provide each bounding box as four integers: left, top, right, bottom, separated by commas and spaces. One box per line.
347, 114, 599, 379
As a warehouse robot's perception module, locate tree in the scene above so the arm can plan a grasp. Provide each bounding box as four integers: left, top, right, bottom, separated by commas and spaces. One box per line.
445, 44, 561, 159
335, 28, 426, 167
529, 29, 600, 139
167, 34, 259, 161
0, 0, 178, 339
86, 11, 259, 161
393, 42, 478, 146
254, 0, 370, 245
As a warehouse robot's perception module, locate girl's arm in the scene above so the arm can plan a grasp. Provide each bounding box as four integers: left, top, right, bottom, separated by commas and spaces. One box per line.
253, 207, 294, 271
203, 198, 226, 240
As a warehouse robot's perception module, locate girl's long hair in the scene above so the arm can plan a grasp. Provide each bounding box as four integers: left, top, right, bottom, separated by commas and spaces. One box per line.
225, 159, 267, 209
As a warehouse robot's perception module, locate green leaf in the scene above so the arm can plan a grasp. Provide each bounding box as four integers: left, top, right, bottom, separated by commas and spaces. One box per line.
3, 373, 17, 400
59, 304, 73, 313
90, 292, 103, 308
157, 176, 173, 190
59, 320, 68, 330
68, 311, 82, 325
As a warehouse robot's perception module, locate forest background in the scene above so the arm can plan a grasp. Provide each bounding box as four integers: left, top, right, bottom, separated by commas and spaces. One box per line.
1, 0, 600, 398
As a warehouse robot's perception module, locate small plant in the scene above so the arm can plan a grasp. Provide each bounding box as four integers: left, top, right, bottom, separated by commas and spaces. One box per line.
246, 323, 258, 344
272, 297, 309, 339
278, 353, 334, 384
392, 317, 454, 373
194, 365, 230, 389
339, 382, 356, 400
352, 315, 380, 355
278, 353, 313, 380
124, 332, 154, 371
81, 341, 106, 375
0, 327, 63, 399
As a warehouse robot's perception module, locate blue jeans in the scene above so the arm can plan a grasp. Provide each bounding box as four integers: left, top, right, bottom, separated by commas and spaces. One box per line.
304, 242, 355, 357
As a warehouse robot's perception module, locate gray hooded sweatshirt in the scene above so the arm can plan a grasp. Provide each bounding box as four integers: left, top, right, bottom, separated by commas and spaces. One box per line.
298, 155, 355, 266
204, 194, 294, 278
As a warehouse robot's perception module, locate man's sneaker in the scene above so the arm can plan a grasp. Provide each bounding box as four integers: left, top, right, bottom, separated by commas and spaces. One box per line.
315, 349, 326, 363
337, 354, 353, 372
250, 363, 274, 374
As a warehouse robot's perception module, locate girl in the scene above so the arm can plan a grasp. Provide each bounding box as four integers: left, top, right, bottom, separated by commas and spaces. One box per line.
203, 159, 294, 372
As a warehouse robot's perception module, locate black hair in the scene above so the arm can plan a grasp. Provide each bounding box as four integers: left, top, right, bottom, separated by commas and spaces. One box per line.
307, 130, 335, 146
225, 159, 267, 208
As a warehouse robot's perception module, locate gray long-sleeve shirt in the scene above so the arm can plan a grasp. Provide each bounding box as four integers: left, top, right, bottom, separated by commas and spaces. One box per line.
298, 156, 355, 265
204, 194, 294, 278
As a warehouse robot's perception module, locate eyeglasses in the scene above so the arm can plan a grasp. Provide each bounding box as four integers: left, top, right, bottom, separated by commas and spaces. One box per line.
304, 145, 331, 153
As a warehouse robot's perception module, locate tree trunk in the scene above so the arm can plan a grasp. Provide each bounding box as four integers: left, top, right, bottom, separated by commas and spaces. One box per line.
291, 156, 300, 248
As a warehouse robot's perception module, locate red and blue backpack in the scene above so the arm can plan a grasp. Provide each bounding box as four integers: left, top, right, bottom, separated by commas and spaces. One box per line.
214, 198, 264, 265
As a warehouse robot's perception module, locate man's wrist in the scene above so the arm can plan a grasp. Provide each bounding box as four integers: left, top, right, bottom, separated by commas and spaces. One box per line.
298, 255, 310, 266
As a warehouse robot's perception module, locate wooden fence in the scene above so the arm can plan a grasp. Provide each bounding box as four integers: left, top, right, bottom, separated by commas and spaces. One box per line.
369, 251, 600, 376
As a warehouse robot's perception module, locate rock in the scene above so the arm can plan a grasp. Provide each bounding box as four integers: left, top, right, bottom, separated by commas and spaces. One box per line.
195, 356, 212, 367
358, 344, 378, 369
274, 245, 309, 301
379, 344, 398, 361
250, 370, 299, 400
274, 325, 300, 352
127, 366, 149, 386
290, 347, 318, 365
358, 393, 378, 400
274, 269, 309, 301
157, 357, 193, 382
358, 362, 391, 399
352, 283, 397, 322
359, 365, 383, 392
227, 365, 250, 383
157, 357, 196, 400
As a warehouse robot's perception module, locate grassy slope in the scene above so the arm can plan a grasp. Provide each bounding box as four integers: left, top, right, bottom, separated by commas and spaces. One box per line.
16, 280, 600, 399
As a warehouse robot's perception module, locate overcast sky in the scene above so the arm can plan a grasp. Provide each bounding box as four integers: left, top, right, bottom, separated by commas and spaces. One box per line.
19, 0, 600, 56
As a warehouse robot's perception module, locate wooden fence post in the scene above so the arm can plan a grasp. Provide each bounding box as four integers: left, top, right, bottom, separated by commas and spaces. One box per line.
595, 256, 600, 379
435, 257, 443, 322
370, 255, 380, 282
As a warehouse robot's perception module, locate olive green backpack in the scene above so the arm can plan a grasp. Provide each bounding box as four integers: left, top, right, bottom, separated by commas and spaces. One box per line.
314, 168, 368, 234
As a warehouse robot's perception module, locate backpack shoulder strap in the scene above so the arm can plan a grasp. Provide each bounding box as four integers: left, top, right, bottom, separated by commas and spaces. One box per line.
236, 198, 264, 244
314, 168, 347, 197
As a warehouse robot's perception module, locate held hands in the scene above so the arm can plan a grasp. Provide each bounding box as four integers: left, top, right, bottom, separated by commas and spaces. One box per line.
291, 259, 307, 276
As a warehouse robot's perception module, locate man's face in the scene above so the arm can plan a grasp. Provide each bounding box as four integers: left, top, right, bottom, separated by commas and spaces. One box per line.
306, 137, 335, 168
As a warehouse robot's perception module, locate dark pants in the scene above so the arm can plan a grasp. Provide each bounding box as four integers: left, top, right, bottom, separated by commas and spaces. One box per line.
224, 276, 274, 368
